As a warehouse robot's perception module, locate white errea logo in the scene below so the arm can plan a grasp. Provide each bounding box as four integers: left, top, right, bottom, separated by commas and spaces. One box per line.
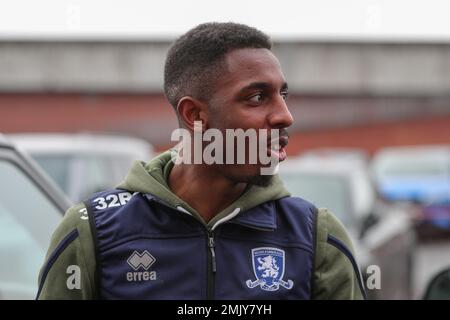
126, 250, 157, 282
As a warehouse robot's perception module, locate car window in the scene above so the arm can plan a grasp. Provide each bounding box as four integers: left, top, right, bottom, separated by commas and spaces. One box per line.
75, 155, 118, 201
375, 155, 449, 179
0, 160, 62, 299
383, 162, 447, 178
29, 152, 133, 202
112, 155, 139, 179
280, 173, 352, 227
32, 154, 70, 193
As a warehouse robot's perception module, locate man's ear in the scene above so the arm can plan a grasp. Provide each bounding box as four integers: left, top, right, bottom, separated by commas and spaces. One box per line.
176, 97, 209, 131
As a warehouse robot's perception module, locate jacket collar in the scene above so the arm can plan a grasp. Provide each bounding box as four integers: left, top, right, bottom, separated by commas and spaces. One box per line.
144, 192, 279, 231
228, 200, 277, 231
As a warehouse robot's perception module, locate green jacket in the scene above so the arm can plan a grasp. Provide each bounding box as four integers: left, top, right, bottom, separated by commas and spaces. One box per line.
37, 151, 365, 300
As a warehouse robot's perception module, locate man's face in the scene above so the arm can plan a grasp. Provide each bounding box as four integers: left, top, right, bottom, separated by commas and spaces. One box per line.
206, 48, 294, 185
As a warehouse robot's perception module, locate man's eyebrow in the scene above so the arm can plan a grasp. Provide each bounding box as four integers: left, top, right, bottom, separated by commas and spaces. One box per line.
238, 82, 289, 94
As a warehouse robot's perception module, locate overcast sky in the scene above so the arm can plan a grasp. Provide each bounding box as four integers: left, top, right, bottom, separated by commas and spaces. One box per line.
1, 0, 449, 41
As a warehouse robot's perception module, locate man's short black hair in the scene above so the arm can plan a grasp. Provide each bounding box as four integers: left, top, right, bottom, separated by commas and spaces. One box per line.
164, 22, 272, 109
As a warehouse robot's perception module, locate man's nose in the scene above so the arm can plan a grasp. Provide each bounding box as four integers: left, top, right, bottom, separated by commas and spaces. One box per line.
267, 96, 294, 128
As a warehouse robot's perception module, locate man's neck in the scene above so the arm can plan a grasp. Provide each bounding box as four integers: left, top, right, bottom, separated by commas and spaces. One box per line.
168, 163, 247, 223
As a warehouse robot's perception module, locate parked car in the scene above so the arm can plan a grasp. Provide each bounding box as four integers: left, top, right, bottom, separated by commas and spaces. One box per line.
0, 135, 71, 299
423, 267, 450, 299
415, 199, 450, 240
411, 199, 450, 299
8, 133, 154, 202
371, 145, 450, 203
279, 155, 415, 299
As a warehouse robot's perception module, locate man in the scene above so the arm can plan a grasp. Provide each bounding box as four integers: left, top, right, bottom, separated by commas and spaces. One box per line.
37, 22, 366, 299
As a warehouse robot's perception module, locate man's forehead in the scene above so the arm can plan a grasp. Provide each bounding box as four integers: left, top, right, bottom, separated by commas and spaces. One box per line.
221, 48, 286, 87
225, 47, 279, 66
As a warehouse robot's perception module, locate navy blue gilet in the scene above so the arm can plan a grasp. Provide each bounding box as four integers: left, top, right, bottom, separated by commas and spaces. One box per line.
84, 189, 318, 299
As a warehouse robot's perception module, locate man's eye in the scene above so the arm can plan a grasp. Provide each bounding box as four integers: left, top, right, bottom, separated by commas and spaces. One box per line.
249, 94, 263, 104
281, 91, 289, 100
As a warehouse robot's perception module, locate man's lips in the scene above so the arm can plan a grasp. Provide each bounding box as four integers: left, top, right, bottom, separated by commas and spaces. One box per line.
278, 135, 289, 149
268, 135, 289, 161
270, 147, 287, 162
269, 135, 289, 149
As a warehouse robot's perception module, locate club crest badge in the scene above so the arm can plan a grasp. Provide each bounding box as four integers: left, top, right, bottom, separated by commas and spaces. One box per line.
246, 247, 294, 291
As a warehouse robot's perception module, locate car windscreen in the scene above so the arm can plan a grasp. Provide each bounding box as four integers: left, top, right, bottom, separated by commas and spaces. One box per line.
279, 172, 352, 227
382, 162, 448, 178
31, 153, 136, 202
32, 154, 70, 194
375, 155, 449, 179
0, 159, 62, 299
